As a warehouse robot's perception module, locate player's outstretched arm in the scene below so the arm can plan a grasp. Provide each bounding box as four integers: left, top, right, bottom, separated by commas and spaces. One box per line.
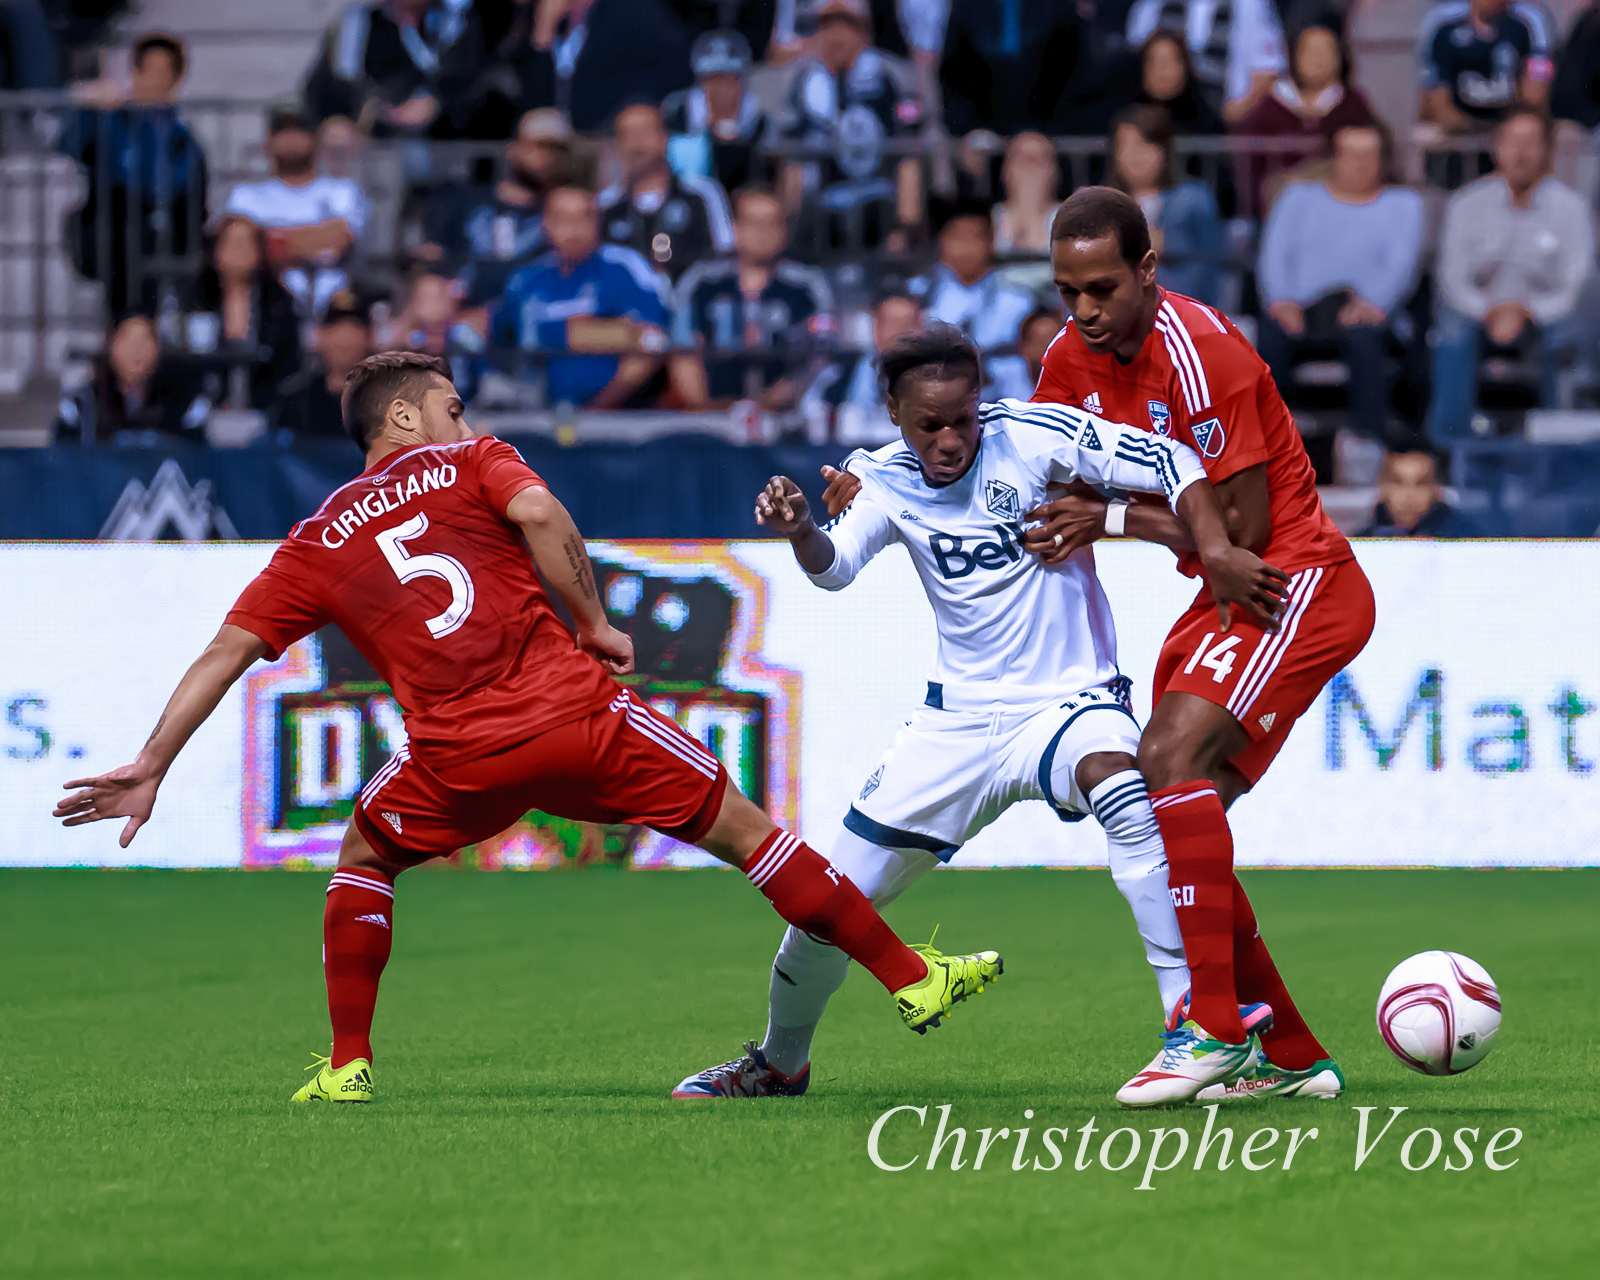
54, 624, 267, 846
755, 475, 837, 576
506, 484, 635, 675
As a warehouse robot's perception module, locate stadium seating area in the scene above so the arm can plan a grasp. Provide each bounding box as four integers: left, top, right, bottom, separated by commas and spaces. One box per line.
3, 0, 1600, 535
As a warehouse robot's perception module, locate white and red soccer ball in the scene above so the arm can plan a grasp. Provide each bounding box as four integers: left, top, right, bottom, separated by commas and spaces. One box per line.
1376, 951, 1502, 1076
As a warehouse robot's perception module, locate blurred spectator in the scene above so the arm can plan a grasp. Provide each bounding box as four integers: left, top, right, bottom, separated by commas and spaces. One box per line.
802, 290, 922, 445
0, 0, 61, 88
1232, 22, 1378, 216
225, 109, 368, 319
493, 185, 669, 408
55, 314, 209, 442
769, 0, 916, 63
1108, 105, 1221, 305
268, 291, 374, 437
1552, 0, 1600, 128
920, 206, 1034, 400
1125, 0, 1288, 120
669, 185, 835, 410
1135, 28, 1225, 137
1256, 124, 1425, 443
303, 0, 474, 136
316, 116, 366, 180
599, 102, 734, 281
1427, 106, 1594, 441
392, 269, 484, 401
1420, 0, 1555, 135
1359, 449, 1481, 537
419, 107, 570, 305
186, 215, 303, 411
662, 29, 771, 194
781, 0, 924, 256
1018, 304, 1064, 388
938, 0, 1085, 136
530, 0, 693, 135
60, 31, 208, 316
992, 131, 1060, 256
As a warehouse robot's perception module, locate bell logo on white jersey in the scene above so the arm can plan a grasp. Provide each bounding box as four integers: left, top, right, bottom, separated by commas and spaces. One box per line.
1083, 392, 1102, 414
984, 480, 1020, 520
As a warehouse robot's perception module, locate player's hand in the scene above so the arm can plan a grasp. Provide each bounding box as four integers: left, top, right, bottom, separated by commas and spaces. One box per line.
820, 465, 860, 519
54, 763, 161, 848
578, 623, 635, 676
1023, 480, 1108, 564
1200, 545, 1291, 634
754, 476, 813, 536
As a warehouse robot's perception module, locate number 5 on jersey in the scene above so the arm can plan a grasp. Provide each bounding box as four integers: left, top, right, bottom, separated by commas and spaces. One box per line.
1182, 631, 1247, 684
376, 512, 476, 639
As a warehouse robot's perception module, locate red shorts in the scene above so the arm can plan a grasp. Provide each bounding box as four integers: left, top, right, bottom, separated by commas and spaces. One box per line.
351, 688, 727, 865
1152, 558, 1375, 785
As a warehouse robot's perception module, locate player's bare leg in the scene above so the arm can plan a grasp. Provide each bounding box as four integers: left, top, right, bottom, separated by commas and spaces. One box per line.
692, 778, 1001, 1031
293, 823, 406, 1103
1137, 692, 1329, 1073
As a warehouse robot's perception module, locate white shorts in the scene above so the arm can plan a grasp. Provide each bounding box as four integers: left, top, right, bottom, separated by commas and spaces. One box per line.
844, 682, 1142, 861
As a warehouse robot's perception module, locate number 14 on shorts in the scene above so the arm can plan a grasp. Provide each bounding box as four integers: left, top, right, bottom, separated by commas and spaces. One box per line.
1182, 631, 1249, 684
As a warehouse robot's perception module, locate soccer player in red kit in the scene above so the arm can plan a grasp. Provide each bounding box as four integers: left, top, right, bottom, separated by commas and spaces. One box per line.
1027, 189, 1375, 1106
53, 352, 1003, 1104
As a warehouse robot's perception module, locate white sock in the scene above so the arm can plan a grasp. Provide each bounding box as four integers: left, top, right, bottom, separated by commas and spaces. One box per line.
1089, 769, 1191, 1020
759, 828, 938, 1076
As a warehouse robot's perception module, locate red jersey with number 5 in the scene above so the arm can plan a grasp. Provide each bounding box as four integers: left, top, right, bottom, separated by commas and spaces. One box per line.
225, 436, 614, 766
1032, 290, 1351, 579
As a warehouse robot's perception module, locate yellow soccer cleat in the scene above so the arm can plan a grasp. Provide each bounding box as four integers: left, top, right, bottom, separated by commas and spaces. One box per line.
291, 1051, 375, 1103
894, 935, 1004, 1034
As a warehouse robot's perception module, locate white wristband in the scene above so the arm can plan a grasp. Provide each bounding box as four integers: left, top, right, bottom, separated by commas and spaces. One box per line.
1104, 498, 1129, 537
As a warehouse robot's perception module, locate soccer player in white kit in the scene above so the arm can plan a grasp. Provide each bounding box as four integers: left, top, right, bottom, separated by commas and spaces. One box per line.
672, 327, 1289, 1098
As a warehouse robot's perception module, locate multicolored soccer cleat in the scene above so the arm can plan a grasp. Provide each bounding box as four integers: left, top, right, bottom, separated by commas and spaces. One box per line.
1115, 1002, 1274, 1108
671, 1041, 811, 1099
1197, 1055, 1345, 1102
895, 940, 1004, 1034
291, 1052, 374, 1103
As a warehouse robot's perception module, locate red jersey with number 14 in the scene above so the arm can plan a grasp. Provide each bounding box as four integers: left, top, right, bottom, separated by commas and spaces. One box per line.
225, 436, 614, 766
1032, 290, 1351, 579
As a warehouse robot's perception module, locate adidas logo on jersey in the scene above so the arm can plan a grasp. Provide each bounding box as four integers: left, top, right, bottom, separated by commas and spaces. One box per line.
1258, 713, 1276, 732
353, 913, 390, 929
381, 811, 403, 834
1083, 392, 1102, 414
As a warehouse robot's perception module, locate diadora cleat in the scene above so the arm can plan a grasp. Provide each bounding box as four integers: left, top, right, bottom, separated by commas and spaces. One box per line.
671, 1041, 810, 1099
291, 1052, 374, 1103
1116, 1002, 1274, 1108
1197, 1056, 1345, 1102
894, 937, 1004, 1034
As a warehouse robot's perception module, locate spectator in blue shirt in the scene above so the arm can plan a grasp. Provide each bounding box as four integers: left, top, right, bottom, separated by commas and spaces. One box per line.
1359, 449, 1482, 538
492, 186, 670, 409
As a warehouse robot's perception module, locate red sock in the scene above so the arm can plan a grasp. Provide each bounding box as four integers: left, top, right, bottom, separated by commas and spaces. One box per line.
1149, 781, 1244, 1042
745, 830, 925, 992
324, 868, 394, 1069
1230, 876, 1327, 1070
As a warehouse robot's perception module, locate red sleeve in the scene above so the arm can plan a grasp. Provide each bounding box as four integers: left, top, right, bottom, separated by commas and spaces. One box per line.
1029, 328, 1077, 404
224, 543, 330, 661
1180, 335, 1271, 484
474, 437, 547, 516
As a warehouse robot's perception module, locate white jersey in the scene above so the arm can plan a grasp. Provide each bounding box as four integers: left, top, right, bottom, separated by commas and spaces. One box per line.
808, 398, 1208, 712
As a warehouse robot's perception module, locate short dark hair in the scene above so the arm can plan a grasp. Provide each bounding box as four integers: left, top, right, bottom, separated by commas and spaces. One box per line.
341, 351, 452, 448
877, 323, 982, 399
1020, 305, 1064, 341
1051, 186, 1153, 266
731, 184, 782, 217
1500, 103, 1553, 147
132, 31, 186, 78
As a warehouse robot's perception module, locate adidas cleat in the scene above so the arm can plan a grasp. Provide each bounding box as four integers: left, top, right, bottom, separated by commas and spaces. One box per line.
1197, 1056, 1345, 1103
291, 1052, 374, 1103
671, 1041, 810, 1099
894, 940, 1004, 1034
1116, 1002, 1273, 1109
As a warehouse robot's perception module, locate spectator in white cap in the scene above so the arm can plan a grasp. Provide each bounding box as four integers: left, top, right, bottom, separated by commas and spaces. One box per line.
663, 29, 771, 195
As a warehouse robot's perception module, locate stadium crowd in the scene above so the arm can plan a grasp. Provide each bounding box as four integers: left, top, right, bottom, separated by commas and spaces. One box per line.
17, 0, 1600, 530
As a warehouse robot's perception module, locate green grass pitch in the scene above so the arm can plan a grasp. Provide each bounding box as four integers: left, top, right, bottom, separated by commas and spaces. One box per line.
1, 867, 1594, 1279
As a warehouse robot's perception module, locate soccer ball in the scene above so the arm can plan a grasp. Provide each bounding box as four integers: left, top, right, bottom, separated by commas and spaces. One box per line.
1376, 951, 1502, 1076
